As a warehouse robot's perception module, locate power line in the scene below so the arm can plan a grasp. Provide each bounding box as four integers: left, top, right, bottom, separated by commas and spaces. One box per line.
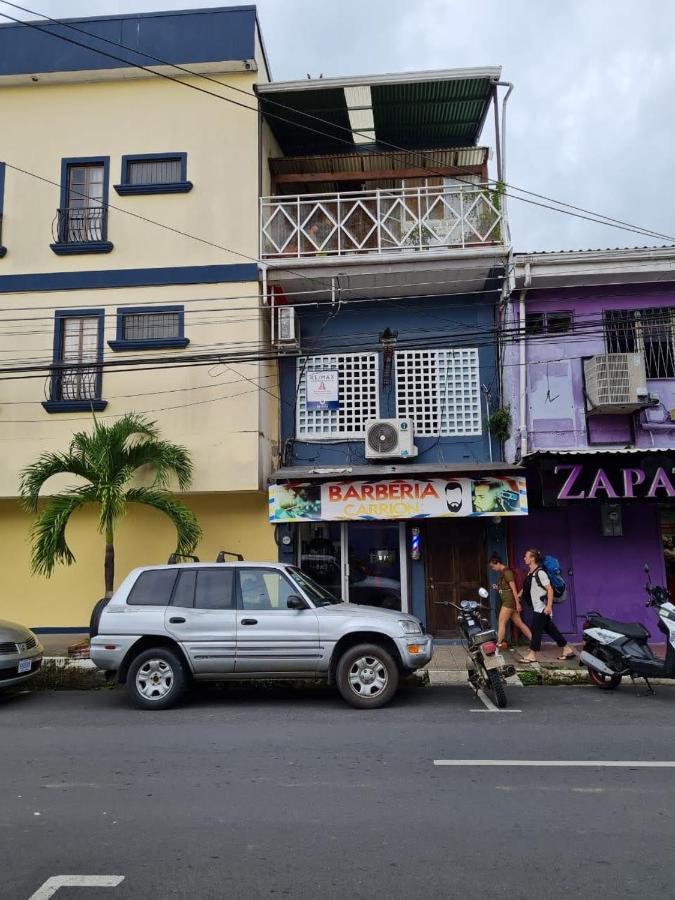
2, 2, 672, 245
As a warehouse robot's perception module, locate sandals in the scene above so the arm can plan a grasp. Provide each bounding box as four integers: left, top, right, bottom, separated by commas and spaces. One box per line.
557, 651, 576, 661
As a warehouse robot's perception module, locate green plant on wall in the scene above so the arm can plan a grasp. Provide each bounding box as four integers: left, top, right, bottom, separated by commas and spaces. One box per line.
487, 405, 512, 443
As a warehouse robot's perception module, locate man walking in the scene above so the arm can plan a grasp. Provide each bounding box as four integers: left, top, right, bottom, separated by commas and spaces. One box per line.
520, 548, 575, 664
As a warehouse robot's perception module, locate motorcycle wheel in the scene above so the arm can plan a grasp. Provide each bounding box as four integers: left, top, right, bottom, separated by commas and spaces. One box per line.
587, 667, 622, 690
487, 669, 508, 709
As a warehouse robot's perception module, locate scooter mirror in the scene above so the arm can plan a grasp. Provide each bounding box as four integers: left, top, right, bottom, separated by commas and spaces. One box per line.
644, 564, 650, 574
478, 587, 489, 599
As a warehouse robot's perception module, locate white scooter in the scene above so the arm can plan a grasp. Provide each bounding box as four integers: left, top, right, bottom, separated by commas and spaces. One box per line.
580, 565, 675, 694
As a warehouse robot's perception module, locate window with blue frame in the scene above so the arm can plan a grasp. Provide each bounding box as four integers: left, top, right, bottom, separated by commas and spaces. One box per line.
108, 305, 189, 351
50, 157, 113, 255
114, 153, 192, 195
43, 309, 107, 413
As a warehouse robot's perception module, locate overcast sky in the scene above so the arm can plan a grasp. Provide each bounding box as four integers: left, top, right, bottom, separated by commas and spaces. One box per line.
8, 0, 675, 252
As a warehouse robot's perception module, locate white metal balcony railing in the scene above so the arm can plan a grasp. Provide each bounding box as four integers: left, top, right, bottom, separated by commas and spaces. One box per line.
260, 183, 504, 260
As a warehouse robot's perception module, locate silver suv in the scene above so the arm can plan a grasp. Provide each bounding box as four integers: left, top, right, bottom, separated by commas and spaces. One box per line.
90, 561, 433, 710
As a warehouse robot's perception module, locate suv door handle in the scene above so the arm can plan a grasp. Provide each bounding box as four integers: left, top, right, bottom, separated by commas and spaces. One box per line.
241, 618, 258, 626
169, 616, 186, 624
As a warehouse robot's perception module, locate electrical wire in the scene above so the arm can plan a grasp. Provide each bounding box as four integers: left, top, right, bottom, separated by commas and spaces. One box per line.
3, 1, 674, 245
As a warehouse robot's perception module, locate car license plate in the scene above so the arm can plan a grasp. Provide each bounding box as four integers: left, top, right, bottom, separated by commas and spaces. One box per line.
17, 659, 32, 674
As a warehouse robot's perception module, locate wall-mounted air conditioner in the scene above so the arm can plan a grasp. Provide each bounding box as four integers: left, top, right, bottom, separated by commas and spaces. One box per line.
365, 418, 418, 460
274, 306, 299, 351
583, 352, 648, 415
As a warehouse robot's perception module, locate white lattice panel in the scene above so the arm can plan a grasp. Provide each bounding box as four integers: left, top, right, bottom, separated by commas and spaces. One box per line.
297, 353, 379, 439
395, 349, 481, 437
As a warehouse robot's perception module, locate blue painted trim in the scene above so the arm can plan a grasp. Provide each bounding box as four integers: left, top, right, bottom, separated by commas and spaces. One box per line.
115, 153, 192, 196
0, 161, 5, 256
0, 7, 258, 78
59, 156, 110, 222
50, 240, 113, 255
0, 263, 258, 294
114, 182, 192, 196
108, 304, 189, 351
42, 399, 108, 412
43, 307, 106, 413
32, 626, 89, 634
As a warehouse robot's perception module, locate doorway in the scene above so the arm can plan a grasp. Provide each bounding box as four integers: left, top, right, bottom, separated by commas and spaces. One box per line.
425, 519, 486, 637
296, 522, 408, 611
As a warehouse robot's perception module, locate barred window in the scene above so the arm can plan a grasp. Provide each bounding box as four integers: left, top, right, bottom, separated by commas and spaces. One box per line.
127, 157, 182, 186
123, 311, 180, 342
395, 348, 481, 437
297, 353, 379, 439
605, 308, 675, 379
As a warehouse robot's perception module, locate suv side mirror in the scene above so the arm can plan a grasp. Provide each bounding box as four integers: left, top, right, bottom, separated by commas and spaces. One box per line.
287, 595, 307, 610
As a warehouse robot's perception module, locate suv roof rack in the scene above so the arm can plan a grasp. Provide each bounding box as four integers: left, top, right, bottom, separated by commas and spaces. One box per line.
216, 550, 244, 562
167, 553, 200, 565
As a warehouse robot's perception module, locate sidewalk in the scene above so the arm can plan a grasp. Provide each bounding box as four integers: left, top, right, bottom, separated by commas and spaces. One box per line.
422, 642, 584, 684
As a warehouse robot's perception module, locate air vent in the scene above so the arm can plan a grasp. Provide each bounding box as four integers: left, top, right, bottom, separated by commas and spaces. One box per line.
584, 353, 648, 415
364, 418, 418, 460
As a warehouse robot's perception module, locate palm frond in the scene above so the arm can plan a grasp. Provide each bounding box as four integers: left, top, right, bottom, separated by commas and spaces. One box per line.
19, 452, 94, 512
29, 488, 95, 577
122, 440, 194, 490
125, 487, 202, 554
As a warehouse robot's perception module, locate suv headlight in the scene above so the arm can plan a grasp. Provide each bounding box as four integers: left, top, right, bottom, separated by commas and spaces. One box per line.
399, 619, 422, 635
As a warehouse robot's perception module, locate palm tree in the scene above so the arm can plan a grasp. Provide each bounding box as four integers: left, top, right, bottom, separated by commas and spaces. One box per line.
19, 413, 202, 597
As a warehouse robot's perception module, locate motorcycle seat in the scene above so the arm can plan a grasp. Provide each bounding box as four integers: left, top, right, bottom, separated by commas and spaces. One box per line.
589, 615, 649, 641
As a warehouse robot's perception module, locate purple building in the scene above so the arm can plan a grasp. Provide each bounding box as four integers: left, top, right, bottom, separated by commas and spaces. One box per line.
503, 247, 675, 639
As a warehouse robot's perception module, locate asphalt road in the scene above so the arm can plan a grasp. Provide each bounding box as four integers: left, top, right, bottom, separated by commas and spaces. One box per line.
2, 681, 675, 900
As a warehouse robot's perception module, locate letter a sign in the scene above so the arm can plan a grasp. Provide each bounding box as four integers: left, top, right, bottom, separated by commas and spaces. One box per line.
306, 369, 339, 410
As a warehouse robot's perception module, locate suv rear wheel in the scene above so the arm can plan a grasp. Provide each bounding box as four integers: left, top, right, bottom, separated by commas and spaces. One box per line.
127, 647, 187, 710
336, 643, 399, 709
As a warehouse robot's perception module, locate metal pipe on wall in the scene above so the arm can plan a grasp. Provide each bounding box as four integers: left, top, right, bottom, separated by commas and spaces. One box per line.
519, 287, 528, 460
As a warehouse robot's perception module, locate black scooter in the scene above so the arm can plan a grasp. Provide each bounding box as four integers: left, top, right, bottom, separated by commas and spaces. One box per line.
581, 566, 675, 694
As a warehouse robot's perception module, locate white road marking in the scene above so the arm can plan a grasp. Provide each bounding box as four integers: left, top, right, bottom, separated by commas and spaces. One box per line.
28, 875, 124, 899
433, 760, 675, 768
470, 708, 522, 713
470, 687, 521, 712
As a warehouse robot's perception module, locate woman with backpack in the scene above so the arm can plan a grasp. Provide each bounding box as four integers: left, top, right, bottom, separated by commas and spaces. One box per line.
489, 554, 532, 649
520, 548, 576, 664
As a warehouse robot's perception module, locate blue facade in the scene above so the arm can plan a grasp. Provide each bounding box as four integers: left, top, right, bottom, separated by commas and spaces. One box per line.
279, 294, 501, 468
275, 290, 510, 636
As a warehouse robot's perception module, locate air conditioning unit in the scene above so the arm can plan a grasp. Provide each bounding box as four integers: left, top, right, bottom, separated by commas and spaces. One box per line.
365, 418, 418, 460
274, 306, 299, 350
583, 353, 648, 415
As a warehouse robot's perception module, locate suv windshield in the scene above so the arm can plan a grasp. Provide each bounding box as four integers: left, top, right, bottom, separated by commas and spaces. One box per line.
288, 566, 342, 607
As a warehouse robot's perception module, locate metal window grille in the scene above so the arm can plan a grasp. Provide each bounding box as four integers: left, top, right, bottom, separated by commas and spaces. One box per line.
127, 158, 182, 186
605, 308, 675, 379
296, 353, 379, 439
395, 348, 481, 436
122, 312, 180, 342
58, 316, 100, 400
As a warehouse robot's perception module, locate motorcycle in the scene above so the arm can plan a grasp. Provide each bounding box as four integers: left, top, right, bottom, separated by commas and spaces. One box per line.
437, 587, 515, 708
581, 565, 675, 694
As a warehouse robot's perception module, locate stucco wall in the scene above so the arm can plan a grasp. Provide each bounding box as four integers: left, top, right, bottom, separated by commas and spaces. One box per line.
506, 284, 675, 455
0, 492, 276, 629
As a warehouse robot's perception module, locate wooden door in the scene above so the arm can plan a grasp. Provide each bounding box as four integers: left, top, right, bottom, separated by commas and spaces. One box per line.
425, 519, 486, 637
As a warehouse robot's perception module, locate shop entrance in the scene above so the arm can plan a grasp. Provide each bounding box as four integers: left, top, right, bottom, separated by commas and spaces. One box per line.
297, 522, 407, 611
425, 519, 486, 637
659, 507, 675, 600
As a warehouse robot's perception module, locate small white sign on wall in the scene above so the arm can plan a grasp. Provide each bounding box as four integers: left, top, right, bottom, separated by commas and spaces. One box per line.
306, 369, 339, 410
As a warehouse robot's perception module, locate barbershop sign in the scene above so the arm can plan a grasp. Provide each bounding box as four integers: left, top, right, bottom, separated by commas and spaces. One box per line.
553, 462, 675, 502
269, 475, 528, 522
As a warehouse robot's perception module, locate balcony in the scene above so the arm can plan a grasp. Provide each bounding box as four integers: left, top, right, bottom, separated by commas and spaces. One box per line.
42, 366, 107, 413
50, 206, 113, 255
261, 183, 504, 261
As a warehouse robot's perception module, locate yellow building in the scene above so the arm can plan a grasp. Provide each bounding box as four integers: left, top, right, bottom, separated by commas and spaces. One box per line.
0, 6, 278, 629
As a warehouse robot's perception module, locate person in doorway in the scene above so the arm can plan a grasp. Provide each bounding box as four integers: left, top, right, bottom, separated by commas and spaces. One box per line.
520, 548, 575, 664
489, 554, 532, 650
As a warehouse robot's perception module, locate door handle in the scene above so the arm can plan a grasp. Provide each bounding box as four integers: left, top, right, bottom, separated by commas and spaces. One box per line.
241, 618, 258, 626
169, 616, 186, 624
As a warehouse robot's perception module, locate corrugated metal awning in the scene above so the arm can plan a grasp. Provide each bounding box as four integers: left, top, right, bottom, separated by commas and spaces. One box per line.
269, 146, 488, 177
258, 68, 499, 155
270, 461, 523, 482
525, 448, 668, 456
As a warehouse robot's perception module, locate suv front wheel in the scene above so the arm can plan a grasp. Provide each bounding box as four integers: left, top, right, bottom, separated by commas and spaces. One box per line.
336, 643, 399, 709
127, 647, 188, 710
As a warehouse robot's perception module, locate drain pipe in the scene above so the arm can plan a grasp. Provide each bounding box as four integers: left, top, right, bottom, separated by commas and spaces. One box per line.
495, 81, 514, 242
518, 285, 528, 461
